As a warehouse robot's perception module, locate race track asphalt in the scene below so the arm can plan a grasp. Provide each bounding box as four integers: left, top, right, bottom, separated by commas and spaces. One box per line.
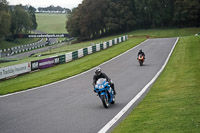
0, 37, 177, 133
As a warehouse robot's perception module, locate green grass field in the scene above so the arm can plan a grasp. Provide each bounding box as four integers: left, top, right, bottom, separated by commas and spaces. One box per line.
36, 13, 68, 33
112, 36, 200, 132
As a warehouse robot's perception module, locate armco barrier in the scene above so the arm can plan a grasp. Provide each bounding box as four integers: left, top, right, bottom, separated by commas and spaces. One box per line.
92, 45, 96, 53
66, 52, 72, 62
103, 42, 107, 49
0, 35, 128, 80
100, 44, 104, 50
59, 55, 66, 64
96, 44, 100, 52
88, 46, 93, 54
83, 48, 88, 56
106, 41, 109, 48
78, 49, 84, 58
109, 41, 112, 47
72, 51, 78, 60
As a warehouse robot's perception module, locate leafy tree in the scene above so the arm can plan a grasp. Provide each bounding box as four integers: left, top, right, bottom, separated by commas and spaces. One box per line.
0, 11, 11, 38
135, 0, 174, 28
78, 0, 108, 40
66, 8, 81, 40
67, 0, 108, 41
66, 0, 200, 41
173, 0, 188, 27
173, 0, 200, 27
104, 0, 135, 33
28, 6, 37, 30
10, 5, 33, 34
0, 0, 11, 39
184, 0, 200, 27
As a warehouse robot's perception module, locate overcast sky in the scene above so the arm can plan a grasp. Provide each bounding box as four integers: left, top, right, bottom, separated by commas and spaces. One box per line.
7, 0, 83, 9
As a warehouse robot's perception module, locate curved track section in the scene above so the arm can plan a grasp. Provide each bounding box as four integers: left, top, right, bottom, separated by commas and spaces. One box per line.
0, 38, 177, 133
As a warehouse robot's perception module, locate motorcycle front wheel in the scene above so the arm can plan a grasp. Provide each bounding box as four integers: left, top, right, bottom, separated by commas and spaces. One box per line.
111, 95, 115, 104
101, 95, 109, 108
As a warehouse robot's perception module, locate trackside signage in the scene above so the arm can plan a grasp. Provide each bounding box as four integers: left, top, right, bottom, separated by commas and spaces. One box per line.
14, 34, 69, 38
0, 63, 31, 79
31, 58, 56, 70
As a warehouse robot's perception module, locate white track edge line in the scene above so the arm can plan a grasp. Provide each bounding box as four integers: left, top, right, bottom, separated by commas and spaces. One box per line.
0, 39, 148, 98
98, 37, 179, 133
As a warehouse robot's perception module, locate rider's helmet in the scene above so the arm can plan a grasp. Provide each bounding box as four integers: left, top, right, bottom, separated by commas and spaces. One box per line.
95, 67, 102, 76
139, 49, 142, 53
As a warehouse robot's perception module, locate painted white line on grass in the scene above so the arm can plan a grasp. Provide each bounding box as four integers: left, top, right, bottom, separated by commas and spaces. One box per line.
98, 37, 179, 133
0, 39, 148, 98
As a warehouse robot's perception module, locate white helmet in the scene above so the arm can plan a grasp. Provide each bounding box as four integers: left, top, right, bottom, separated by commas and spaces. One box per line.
95, 67, 102, 76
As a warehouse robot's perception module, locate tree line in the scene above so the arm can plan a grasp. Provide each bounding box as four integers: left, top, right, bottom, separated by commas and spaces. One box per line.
0, 0, 37, 40
66, 0, 200, 41
38, 5, 71, 14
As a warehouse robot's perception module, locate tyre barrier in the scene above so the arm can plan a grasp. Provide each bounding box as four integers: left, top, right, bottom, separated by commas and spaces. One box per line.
0, 38, 45, 57
0, 36, 128, 80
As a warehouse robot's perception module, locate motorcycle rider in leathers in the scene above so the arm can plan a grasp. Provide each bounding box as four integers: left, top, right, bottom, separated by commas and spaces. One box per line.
93, 67, 116, 95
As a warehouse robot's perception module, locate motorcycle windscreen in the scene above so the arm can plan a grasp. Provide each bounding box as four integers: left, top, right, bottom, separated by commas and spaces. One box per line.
96, 78, 106, 85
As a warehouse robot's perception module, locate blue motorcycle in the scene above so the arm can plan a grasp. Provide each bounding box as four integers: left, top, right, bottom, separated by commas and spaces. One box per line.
94, 78, 115, 108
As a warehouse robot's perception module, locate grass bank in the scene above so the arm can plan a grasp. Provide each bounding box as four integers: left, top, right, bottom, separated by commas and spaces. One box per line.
0, 38, 145, 95
127, 27, 200, 38
36, 13, 67, 33
112, 35, 200, 132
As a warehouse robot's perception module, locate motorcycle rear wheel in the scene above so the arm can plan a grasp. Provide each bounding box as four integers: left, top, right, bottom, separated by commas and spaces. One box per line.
139, 61, 143, 66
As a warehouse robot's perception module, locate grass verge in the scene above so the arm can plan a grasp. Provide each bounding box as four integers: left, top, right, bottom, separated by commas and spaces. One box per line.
0, 38, 145, 95
127, 27, 200, 38
112, 35, 200, 132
